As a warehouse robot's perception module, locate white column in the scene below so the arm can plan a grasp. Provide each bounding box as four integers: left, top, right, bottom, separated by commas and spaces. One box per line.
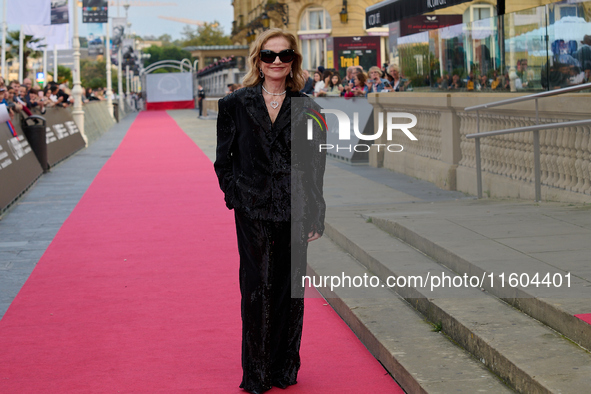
72, 0, 86, 143
105, 18, 113, 118
1, 0, 7, 80
53, 47, 58, 83
43, 48, 47, 87
18, 25, 23, 82
118, 47, 123, 108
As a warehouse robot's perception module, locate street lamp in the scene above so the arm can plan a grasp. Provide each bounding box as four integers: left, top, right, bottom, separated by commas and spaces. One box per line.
72, 0, 85, 142
261, 12, 270, 29
340, 0, 348, 24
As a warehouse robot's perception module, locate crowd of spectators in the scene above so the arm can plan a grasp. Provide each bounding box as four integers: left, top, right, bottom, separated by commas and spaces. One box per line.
0, 76, 75, 120
0, 74, 115, 120
300, 63, 413, 98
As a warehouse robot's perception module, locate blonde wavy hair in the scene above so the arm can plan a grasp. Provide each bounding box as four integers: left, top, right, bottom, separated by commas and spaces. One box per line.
242, 28, 305, 92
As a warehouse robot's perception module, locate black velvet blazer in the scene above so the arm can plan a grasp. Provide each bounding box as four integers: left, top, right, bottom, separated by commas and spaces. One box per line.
214, 83, 326, 234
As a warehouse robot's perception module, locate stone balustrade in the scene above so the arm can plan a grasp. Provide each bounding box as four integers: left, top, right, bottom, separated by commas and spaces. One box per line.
368, 92, 591, 203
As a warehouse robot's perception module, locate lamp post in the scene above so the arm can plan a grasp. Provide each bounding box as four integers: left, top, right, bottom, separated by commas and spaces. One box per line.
106, 18, 114, 119
1, 0, 7, 80
72, 0, 86, 143
339, 0, 348, 24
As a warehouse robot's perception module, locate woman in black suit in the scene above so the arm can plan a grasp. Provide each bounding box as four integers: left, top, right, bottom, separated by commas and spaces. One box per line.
214, 29, 326, 394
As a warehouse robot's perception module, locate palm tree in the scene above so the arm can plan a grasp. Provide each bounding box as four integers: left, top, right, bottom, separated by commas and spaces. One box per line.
6, 30, 45, 81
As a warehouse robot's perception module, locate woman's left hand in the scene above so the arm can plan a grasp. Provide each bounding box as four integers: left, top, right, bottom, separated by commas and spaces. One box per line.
307, 231, 321, 242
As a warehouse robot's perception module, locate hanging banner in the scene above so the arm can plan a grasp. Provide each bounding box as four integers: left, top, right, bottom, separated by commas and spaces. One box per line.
87, 24, 105, 56
7, 0, 51, 25
82, 0, 108, 24
112, 17, 126, 47
51, 0, 69, 24
23, 24, 71, 50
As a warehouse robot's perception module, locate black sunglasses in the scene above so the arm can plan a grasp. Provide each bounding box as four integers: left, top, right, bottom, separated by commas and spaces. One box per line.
260, 49, 295, 64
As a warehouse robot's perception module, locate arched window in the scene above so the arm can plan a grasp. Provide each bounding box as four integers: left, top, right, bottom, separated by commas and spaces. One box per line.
298, 7, 332, 71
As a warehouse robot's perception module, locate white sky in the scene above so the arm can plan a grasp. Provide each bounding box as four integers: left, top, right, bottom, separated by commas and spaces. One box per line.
1, 0, 234, 41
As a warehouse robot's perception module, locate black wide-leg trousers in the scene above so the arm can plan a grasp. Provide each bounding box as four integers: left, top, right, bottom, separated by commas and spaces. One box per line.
234, 211, 308, 392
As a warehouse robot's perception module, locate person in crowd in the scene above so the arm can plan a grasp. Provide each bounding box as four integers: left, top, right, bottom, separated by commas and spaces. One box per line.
85, 87, 101, 102
466, 71, 476, 91
569, 64, 586, 85
387, 65, 409, 92
315, 70, 333, 96
367, 66, 387, 93
48, 83, 70, 107
448, 74, 463, 90
27, 86, 46, 114
23, 78, 33, 91
325, 73, 343, 96
344, 71, 368, 97
14, 85, 33, 116
313, 70, 325, 97
345, 66, 355, 84
502, 71, 511, 90
214, 28, 326, 394
490, 70, 501, 90
300, 69, 314, 95
197, 84, 206, 117
0, 85, 16, 119
478, 74, 489, 90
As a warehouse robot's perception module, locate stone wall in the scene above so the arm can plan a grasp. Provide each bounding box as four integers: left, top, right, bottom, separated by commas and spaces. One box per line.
368, 92, 591, 203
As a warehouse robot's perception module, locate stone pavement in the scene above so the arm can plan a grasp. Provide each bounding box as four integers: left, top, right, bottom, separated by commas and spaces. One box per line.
1, 109, 590, 392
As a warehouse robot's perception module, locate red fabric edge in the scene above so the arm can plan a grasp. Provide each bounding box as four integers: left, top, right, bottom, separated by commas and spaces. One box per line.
145, 100, 195, 111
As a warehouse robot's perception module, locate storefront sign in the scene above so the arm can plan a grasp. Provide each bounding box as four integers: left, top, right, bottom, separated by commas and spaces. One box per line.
366, 0, 470, 27
400, 15, 463, 37
333, 36, 381, 78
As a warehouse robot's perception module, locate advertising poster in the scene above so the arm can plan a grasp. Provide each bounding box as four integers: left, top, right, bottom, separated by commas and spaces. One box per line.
51, 0, 69, 24
333, 36, 381, 79
82, 0, 108, 24
87, 23, 105, 56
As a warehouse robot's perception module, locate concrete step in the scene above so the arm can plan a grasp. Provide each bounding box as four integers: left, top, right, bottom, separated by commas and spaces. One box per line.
307, 235, 514, 394
367, 208, 591, 352
318, 210, 591, 393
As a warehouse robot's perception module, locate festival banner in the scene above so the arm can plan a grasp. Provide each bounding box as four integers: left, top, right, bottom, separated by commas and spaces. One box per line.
82, 0, 108, 24
7, 0, 51, 25
51, 0, 69, 25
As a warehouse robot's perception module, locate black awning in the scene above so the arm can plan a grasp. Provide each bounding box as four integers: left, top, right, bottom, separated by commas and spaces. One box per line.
366, 0, 472, 28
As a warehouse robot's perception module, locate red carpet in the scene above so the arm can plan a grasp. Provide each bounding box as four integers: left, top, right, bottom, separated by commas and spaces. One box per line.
575, 314, 591, 325
0, 111, 402, 393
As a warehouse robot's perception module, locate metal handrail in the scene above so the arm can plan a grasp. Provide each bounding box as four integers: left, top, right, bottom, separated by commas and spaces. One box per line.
464, 83, 591, 202
465, 82, 591, 112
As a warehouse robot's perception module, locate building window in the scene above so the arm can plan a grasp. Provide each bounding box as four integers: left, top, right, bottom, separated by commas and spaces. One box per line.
298, 7, 332, 71
555, 5, 578, 19
463, 2, 496, 24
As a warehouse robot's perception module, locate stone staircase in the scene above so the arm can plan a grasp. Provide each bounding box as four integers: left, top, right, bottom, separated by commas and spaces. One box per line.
307, 206, 591, 393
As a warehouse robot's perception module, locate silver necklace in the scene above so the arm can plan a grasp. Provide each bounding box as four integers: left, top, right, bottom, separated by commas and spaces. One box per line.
262, 85, 286, 109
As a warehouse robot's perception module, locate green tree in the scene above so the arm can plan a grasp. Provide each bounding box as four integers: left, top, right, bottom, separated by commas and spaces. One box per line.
181, 22, 232, 47
78, 59, 126, 92
48, 65, 72, 86
142, 45, 193, 72
6, 30, 44, 80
